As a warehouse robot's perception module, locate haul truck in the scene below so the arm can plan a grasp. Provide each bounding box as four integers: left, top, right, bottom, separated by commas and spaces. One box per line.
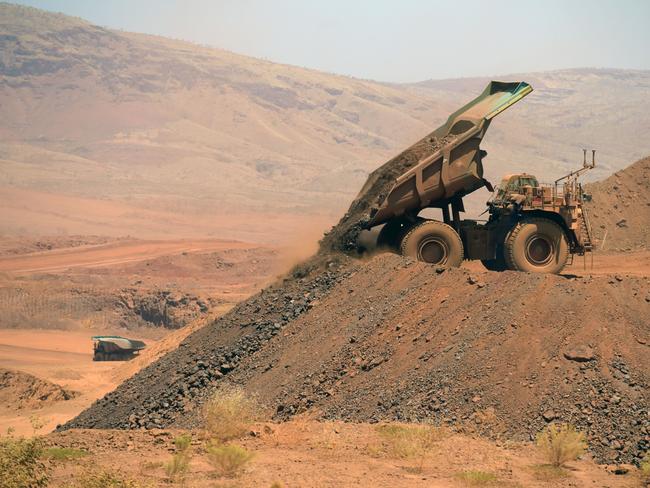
363, 81, 594, 274
92, 336, 146, 361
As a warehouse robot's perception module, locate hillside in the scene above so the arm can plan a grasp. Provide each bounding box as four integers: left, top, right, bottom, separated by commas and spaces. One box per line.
585, 156, 650, 251
1, 3, 650, 243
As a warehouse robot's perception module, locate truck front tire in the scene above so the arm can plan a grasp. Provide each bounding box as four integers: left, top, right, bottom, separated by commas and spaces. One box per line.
504, 218, 569, 273
400, 220, 464, 267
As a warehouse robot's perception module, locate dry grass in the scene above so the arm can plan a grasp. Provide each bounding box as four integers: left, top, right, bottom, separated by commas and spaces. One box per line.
374, 423, 442, 472
165, 434, 192, 483
535, 423, 587, 467
641, 453, 650, 481
203, 386, 261, 443
42, 446, 88, 461
64, 470, 153, 488
455, 470, 498, 486
530, 463, 570, 481
205, 442, 254, 478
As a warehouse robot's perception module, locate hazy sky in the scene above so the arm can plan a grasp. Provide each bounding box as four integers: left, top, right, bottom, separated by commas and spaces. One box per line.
12, 0, 650, 82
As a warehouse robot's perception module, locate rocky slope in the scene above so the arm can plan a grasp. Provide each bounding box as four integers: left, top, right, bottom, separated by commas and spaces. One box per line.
586, 156, 650, 251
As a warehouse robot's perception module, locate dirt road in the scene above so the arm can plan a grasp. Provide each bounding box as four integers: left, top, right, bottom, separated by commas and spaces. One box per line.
0, 238, 255, 275
464, 250, 650, 276
0, 328, 136, 435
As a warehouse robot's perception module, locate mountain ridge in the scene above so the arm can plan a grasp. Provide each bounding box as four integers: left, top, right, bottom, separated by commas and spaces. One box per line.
1, 3, 649, 243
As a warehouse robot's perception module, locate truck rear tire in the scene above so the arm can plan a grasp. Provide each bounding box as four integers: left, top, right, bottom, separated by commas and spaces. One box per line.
400, 220, 464, 266
504, 218, 569, 273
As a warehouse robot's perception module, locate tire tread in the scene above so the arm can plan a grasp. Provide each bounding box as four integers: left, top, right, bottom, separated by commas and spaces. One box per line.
504, 217, 569, 273
399, 220, 464, 266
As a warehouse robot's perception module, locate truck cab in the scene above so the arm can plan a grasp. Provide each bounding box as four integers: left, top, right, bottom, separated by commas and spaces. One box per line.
493, 174, 539, 204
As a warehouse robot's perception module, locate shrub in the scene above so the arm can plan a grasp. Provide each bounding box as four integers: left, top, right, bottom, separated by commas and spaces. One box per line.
205, 442, 254, 478
67, 470, 152, 488
29, 415, 48, 435
165, 434, 192, 482
375, 423, 441, 472
43, 446, 89, 460
173, 433, 192, 452
203, 386, 260, 442
536, 423, 586, 467
456, 470, 498, 485
0, 435, 49, 488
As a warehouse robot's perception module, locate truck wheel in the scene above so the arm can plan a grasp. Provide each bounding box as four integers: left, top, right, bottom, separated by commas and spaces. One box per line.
504, 218, 569, 273
400, 220, 464, 266
481, 244, 508, 271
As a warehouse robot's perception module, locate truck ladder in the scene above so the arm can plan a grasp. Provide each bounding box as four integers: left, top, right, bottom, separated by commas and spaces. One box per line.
580, 206, 594, 252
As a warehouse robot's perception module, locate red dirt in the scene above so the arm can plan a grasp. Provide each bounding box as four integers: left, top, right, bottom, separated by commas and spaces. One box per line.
0, 238, 256, 275
44, 422, 642, 487
0, 368, 76, 410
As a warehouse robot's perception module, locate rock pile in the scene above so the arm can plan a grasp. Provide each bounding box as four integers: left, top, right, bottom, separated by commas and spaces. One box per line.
65, 259, 349, 430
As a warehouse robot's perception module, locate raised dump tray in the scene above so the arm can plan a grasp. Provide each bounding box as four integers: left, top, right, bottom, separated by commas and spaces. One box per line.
367, 81, 532, 228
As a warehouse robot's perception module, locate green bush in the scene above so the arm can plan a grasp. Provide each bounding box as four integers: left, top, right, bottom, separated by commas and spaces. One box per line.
205, 442, 254, 478
203, 386, 261, 443
536, 423, 586, 467
0, 435, 49, 488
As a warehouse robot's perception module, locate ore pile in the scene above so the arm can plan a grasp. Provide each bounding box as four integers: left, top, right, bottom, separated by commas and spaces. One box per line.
65, 141, 649, 467
64, 125, 461, 432
319, 133, 456, 254
64, 258, 351, 430
221, 255, 649, 465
